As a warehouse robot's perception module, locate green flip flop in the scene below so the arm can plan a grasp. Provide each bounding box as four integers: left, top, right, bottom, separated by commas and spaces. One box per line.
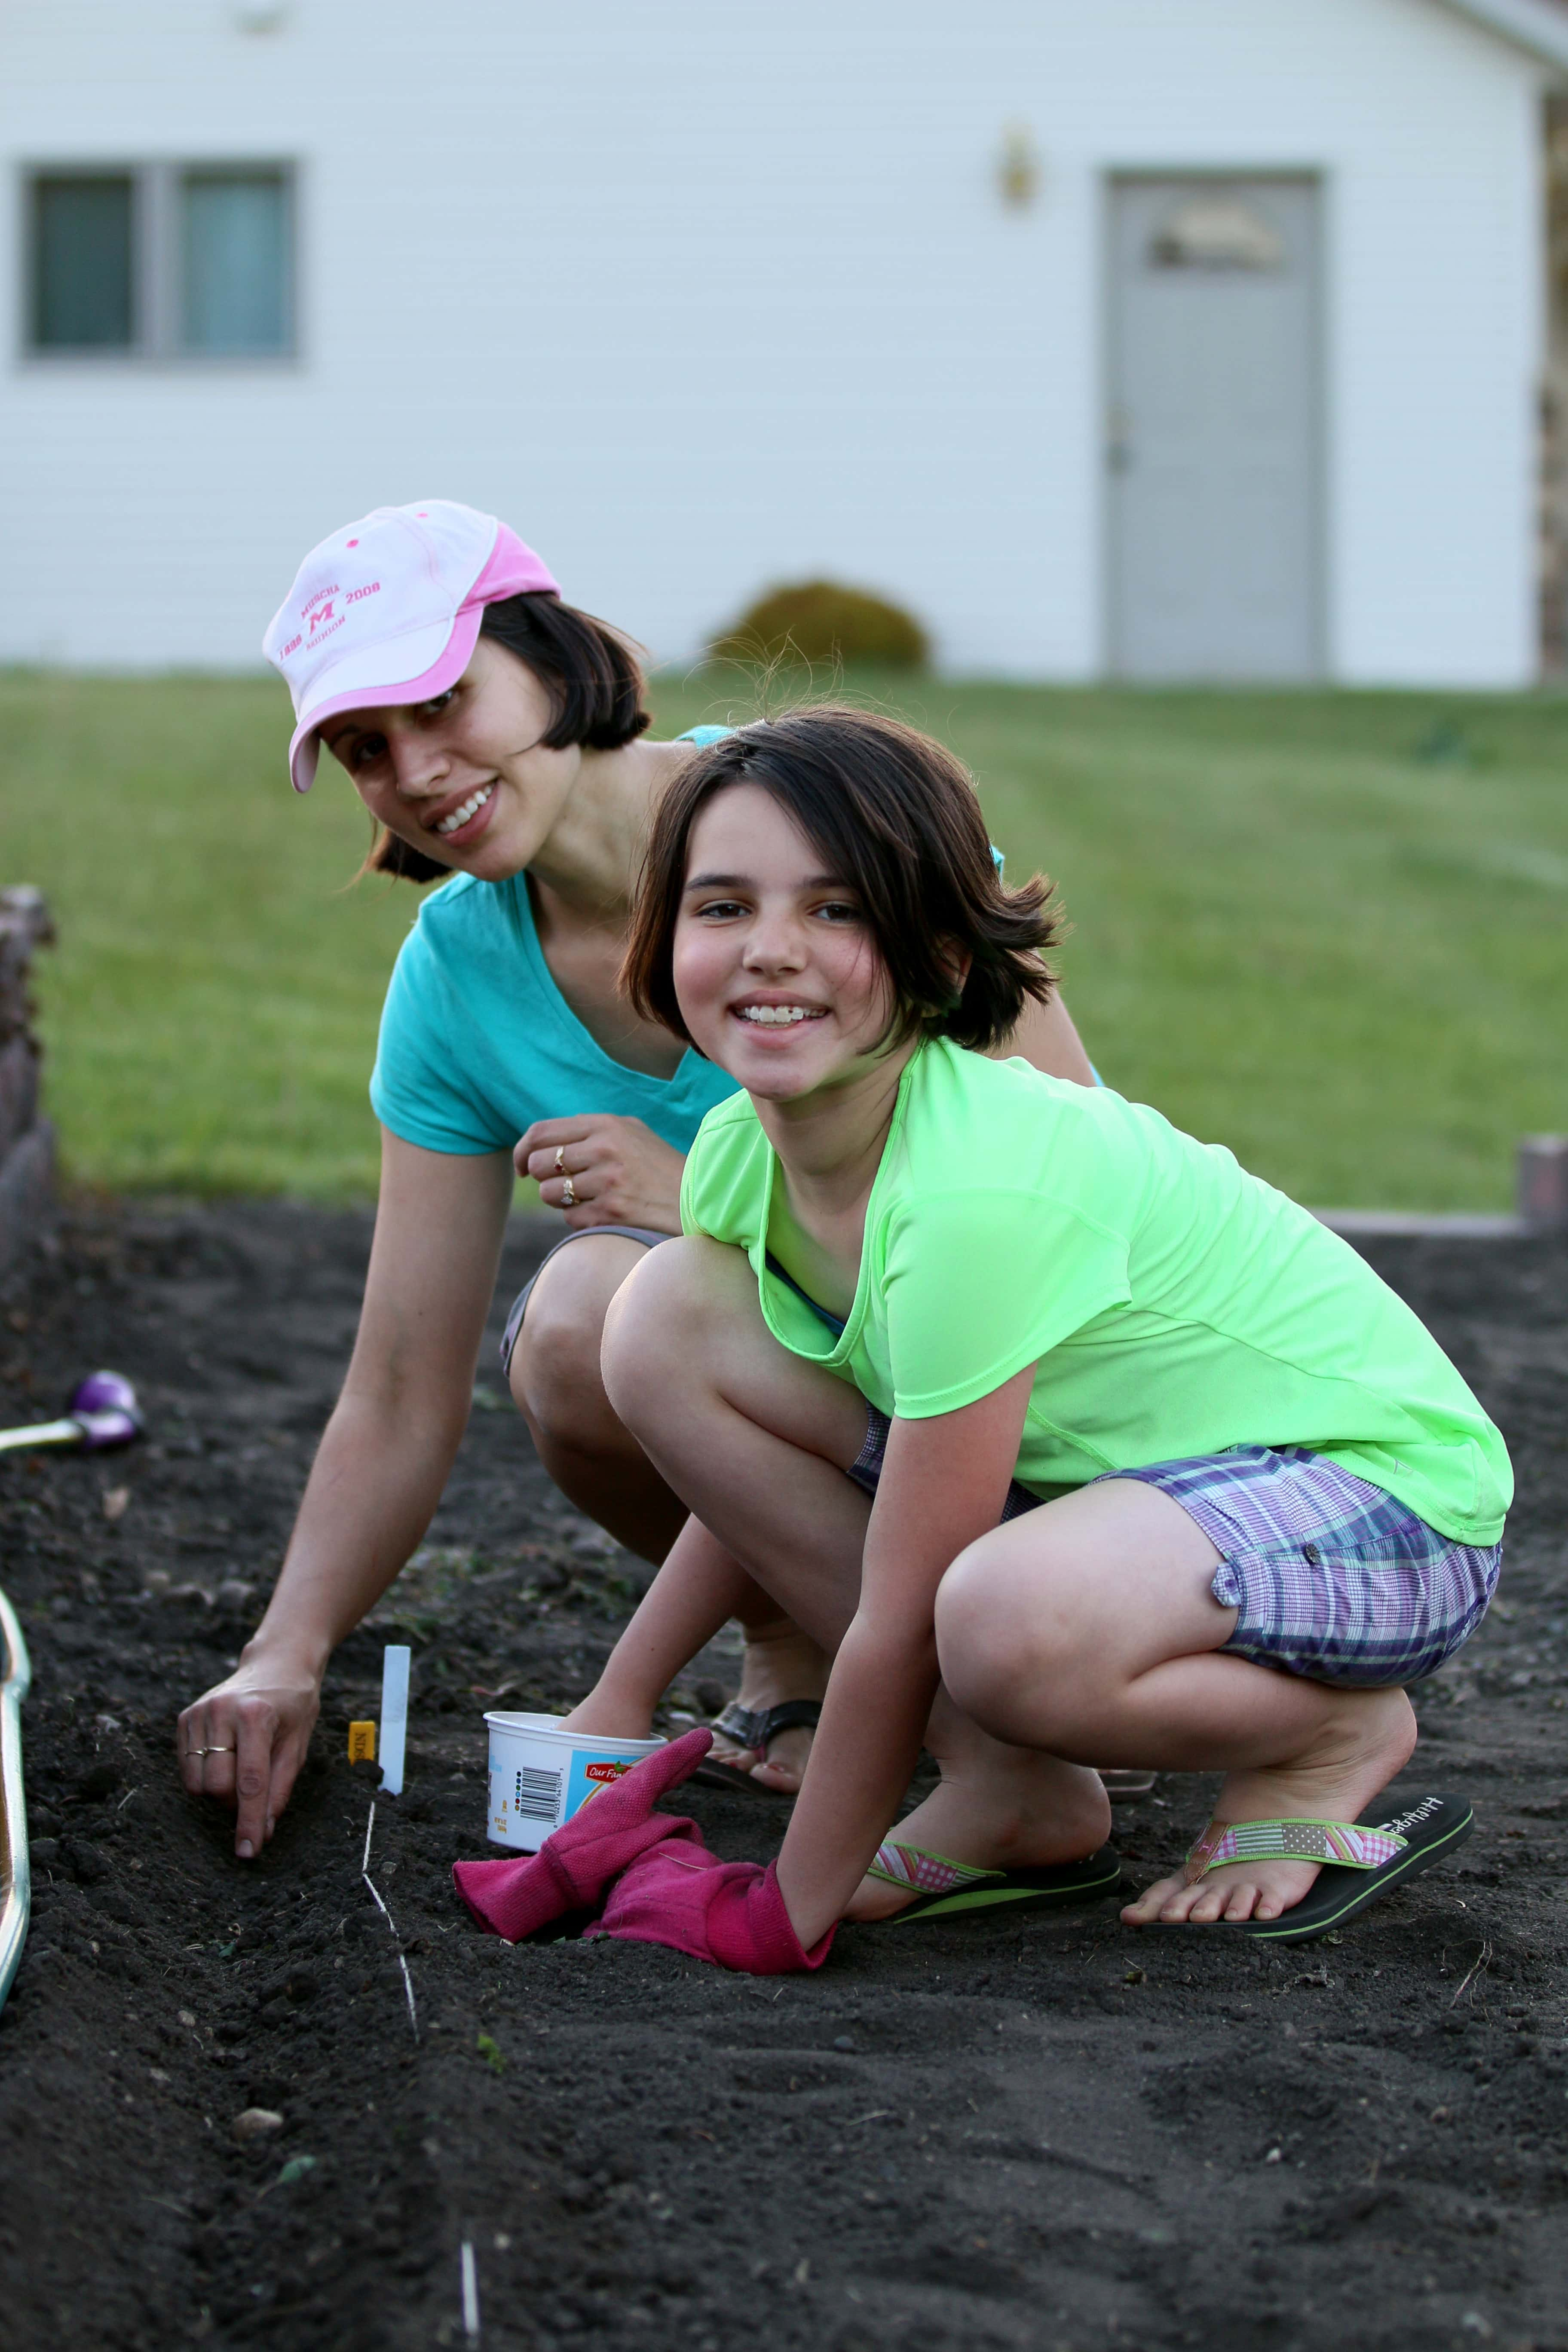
1148, 1791, 1474, 1943
867, 1838, 1123, 1924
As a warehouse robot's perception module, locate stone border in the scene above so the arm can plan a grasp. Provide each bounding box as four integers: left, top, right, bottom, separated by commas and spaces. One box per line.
0, 888, 55, 1278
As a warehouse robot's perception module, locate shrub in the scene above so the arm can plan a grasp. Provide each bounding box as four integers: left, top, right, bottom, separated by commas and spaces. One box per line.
710, 579, 929, 669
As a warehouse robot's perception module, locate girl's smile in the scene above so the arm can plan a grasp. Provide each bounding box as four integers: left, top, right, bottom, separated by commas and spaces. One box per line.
673, 785, 897, 1101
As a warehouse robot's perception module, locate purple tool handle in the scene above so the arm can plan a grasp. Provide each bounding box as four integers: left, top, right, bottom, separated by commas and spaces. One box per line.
67, 1371, 143, 1453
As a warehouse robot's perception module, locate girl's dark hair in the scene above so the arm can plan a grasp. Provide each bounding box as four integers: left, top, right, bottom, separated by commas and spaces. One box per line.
364, 591, 651, 883
622, 705, 1060, 1053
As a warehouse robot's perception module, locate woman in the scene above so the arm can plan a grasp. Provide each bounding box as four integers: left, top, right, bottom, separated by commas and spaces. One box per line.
176, 501, 1096, 1859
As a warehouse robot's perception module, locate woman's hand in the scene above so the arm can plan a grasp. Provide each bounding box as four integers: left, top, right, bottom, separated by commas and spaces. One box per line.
177, 1637, 325, 1859
517, 1115, 685, 1234
174, 1133, 515, 1860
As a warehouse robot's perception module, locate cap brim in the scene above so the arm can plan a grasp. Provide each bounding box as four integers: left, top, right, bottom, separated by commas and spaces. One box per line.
288, 609, 484, 792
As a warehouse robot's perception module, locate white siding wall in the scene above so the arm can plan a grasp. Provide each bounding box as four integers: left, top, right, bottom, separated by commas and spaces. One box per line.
0, 0, 1548, 683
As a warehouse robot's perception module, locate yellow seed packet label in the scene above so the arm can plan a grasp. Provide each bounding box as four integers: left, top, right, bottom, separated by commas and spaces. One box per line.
348, 1721, 377, 1764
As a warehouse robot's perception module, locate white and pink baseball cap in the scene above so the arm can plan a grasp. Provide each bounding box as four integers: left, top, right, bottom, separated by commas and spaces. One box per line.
263, 500, 560, 792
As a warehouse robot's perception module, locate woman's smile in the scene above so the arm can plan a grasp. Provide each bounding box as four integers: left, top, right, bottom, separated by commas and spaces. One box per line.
322, 637, 576, 879
430, 778, 497, 840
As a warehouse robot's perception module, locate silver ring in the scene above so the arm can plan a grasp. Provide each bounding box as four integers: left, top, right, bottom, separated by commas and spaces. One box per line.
187, 1743, 235, 1757
560, 1178, 576, 1208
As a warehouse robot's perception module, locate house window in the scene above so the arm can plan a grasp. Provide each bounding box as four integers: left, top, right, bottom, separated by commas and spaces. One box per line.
24, 163, 295, 359
1148, 194, 1286, 273
181, 172, 291, 353
31, 174, 136, 349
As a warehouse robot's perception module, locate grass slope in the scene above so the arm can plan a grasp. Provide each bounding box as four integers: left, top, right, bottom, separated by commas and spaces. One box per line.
1, 668, 1563, 1207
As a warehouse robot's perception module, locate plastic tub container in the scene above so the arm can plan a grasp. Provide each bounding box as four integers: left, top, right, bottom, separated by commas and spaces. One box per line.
484, 1712, 665, 1851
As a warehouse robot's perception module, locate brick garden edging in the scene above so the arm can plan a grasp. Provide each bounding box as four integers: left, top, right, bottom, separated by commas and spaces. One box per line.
0, 888, 55, 1278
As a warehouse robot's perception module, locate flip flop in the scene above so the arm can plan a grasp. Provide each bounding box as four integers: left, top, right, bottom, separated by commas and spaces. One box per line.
867, 1838, 1123, 1923
690, 1700, 822, 1799
1148, 1792, 1474, 1943
1099, 1769, 1158, 1803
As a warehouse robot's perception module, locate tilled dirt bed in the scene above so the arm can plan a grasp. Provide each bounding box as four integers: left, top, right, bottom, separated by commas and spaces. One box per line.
0, 1202, 1564, 2352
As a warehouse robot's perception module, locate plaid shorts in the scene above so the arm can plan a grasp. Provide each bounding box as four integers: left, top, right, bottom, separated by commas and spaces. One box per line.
849, 1412, 1501, 1689
1106, 1446, 1501, 1687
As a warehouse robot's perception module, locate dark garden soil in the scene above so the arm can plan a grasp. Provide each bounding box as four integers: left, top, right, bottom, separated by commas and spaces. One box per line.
0, 1201, 1564, 2352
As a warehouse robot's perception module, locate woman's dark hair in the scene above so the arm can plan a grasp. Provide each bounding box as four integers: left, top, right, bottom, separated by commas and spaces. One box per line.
622, 705, 1060, 1053
364, 591, 650, 882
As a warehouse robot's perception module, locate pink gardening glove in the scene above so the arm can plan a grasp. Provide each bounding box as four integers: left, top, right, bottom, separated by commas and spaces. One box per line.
595, 1840, 835, 1975
452, 1725, 714, 1942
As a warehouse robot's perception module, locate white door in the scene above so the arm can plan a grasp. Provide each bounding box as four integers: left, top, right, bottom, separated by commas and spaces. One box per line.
1107, 177, 1323, 681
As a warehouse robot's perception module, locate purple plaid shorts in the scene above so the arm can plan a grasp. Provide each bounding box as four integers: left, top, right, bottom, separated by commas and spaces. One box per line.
849, 1413, 1501, 1688
1104, 1446, 1501, 1687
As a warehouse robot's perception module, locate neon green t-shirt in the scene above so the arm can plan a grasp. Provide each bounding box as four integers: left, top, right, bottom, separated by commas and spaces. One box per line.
679, 1038, 1511, 1545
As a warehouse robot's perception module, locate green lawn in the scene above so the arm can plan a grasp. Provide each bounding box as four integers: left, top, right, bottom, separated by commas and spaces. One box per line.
0, 668, 1562, 1209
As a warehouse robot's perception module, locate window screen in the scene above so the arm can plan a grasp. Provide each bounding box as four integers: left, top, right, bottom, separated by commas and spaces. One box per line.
31, 175, 135, 349
180, 171, 290, 354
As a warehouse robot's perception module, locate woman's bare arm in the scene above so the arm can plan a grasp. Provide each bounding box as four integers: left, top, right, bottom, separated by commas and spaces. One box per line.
176, 1132, 515, 1857
993, 987, 1096, 1085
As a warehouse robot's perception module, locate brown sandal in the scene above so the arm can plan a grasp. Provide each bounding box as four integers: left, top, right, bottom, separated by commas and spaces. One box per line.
692, 1700, 822, 1798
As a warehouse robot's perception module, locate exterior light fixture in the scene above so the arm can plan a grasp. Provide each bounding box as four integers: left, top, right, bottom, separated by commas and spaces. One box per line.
998, 122, 1042, 209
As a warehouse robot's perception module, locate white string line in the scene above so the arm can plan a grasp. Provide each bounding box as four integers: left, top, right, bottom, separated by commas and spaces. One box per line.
460, 2241, 481, 2342
362, 1800, 420, 2038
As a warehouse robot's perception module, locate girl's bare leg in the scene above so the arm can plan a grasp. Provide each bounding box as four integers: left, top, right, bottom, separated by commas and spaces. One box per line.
934, 1482, 1418, 1925
510, 1232, 828, 1783
598, 1237, 1110, 1890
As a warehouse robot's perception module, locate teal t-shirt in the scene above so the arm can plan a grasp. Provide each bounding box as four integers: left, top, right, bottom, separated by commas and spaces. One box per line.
368, 728, 742, 1155
680, 1038, 1512, 1545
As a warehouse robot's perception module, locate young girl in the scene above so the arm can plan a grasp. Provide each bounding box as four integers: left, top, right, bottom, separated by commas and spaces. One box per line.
560, 705, 1510, 1954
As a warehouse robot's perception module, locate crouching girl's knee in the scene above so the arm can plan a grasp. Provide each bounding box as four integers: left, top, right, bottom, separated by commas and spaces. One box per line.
935, 1542, 1109, 1743
933, 1542, 1035, 1728
600, 1236, 729, 1427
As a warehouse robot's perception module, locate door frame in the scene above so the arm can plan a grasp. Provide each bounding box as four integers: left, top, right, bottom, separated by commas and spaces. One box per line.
1099, 167, 1329, 683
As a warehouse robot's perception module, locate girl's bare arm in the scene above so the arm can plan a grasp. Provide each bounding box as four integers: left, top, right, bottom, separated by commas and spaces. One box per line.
773, 1368, 1037, 1947
561, 1516, 756, 1737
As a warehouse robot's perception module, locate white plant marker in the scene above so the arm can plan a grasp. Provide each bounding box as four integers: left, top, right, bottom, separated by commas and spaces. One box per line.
460, 2241, 481, 2342
379, 1643, 410, 1796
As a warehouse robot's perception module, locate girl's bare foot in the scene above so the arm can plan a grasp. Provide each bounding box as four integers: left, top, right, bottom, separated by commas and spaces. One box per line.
707, 1616, 829, 1792
845, 1749, 1112, 1922
1121, 1686, 1418, 1927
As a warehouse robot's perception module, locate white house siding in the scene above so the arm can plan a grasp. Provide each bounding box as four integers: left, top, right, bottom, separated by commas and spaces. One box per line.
0, 0, 1551, 684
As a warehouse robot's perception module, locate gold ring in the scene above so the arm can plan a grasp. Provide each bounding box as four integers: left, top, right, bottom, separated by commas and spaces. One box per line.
553, 1146, 567, 1176
561, 1178, 576, 1208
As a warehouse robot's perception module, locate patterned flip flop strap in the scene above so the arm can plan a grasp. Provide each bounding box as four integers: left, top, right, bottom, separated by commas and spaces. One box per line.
866, 1841, 1002, 1897
1182, 1817, 1407, 1887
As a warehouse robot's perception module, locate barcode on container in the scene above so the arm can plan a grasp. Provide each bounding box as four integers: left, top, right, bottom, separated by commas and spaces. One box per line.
513, 1765, 562, 1823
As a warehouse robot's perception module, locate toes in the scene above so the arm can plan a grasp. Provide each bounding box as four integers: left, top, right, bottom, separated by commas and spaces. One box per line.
1122, 1875, 1185, 1925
